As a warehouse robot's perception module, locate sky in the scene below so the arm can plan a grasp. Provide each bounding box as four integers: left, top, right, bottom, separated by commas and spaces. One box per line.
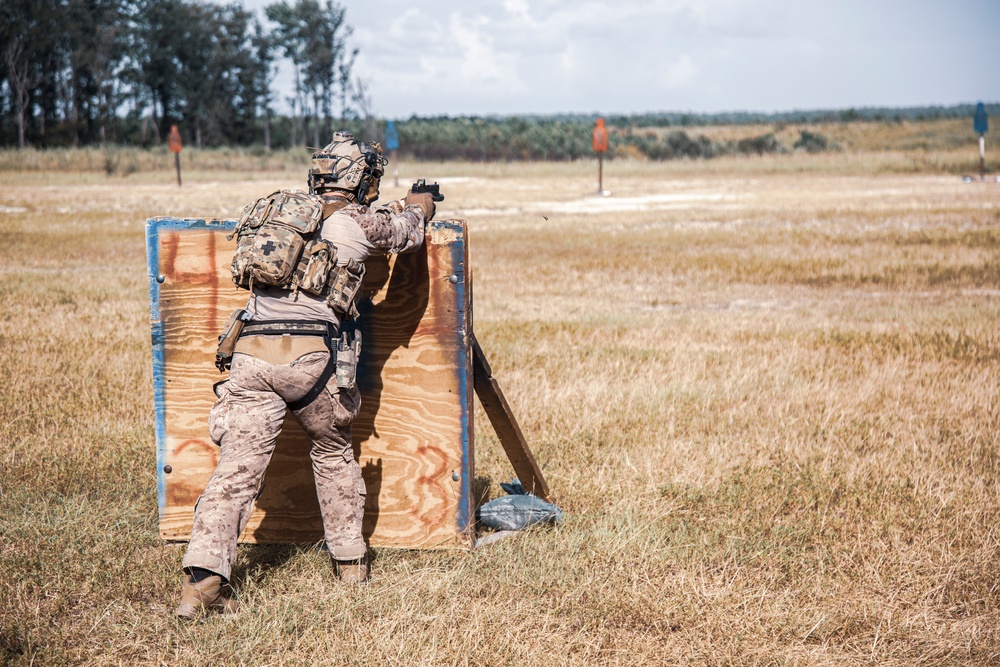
237, 0, 1000, 119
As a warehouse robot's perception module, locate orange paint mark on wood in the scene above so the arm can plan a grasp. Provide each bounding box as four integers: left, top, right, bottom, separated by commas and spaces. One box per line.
167, 438, 219, 506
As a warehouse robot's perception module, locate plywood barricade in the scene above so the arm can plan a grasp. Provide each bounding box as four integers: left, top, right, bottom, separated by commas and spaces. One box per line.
146, 217, 474, 549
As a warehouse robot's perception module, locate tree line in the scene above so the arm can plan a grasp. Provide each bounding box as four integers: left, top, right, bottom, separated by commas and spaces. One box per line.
385, 117, 832, 162
2, 3, 995, 158
0, 0, 360, 149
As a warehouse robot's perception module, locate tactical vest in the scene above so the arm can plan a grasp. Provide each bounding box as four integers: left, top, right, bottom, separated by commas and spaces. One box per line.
230, 190, 365, 317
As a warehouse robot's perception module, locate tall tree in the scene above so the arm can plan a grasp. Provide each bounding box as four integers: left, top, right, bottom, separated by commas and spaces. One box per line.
64, 0, 134, 144
134, 0, 187, 139
0, 0, 359, 148
266, 0, 355, 147
194, 3, 271, 146
248, 20, 274, 150
0, 0, 61, 147
135, 0, 270, 147
265, 0, 309, 147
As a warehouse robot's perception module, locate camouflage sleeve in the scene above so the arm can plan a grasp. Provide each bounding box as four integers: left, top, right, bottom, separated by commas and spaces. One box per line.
347, 203, 425, 254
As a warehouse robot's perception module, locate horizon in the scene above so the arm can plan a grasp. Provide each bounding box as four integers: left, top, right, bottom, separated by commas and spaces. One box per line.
348, 102, 999, 122
234, 0, 1000, 120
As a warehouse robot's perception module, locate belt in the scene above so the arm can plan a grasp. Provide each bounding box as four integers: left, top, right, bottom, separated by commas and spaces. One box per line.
240, 320, 338, 338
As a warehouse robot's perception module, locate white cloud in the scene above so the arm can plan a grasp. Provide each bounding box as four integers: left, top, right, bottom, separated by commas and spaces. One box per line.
363, 10, 529, 109
660, 54, 698, 89
558, 43, 580, 77
225, 0, 1000, 116
503, 0, 532, 22
440, 13, 528, 95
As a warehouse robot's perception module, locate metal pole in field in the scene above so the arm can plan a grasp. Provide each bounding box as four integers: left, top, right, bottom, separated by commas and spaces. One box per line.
385, 120, 401, 188
981, 135, 987, 181
168, 125, 183, 187
591, 117, 609, 196
973, 102, 988, 181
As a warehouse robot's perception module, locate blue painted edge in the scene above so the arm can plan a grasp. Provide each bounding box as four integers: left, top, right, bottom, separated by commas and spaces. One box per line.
146, 217, 235, 525
432, 219, 473, 537
145, 218, 167, 521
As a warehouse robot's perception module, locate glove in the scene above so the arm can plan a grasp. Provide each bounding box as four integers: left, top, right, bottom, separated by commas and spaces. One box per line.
403, 191, 435, 221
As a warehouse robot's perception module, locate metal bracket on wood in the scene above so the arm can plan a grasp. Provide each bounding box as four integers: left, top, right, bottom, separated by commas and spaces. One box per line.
471, 333, 551, 501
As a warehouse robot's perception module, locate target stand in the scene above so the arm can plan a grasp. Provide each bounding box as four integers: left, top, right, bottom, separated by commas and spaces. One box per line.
146, 217, 547, 550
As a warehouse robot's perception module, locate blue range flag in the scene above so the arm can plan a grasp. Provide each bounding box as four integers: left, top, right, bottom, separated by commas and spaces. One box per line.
974, 102, 988, 135
385, 120, 400, 151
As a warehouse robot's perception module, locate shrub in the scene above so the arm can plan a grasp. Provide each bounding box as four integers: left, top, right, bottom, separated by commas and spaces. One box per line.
794, 130, 829, 153
737, 133, 784, 156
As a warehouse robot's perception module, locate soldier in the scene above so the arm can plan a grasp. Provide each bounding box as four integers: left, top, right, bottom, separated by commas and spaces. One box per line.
175, 131, 436, 619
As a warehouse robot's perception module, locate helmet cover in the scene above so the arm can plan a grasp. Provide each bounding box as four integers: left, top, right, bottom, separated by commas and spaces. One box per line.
309, 131, 386, 204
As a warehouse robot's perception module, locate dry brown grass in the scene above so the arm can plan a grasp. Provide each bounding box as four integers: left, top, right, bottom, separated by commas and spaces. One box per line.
674, 117, 974, 153
0, 149, 998, 665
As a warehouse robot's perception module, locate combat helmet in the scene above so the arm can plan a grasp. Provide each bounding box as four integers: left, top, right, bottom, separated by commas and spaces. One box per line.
309, 131, 386, 204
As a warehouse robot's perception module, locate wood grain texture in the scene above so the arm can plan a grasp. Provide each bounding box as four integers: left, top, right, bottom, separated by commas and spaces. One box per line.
147, 217, 473, 549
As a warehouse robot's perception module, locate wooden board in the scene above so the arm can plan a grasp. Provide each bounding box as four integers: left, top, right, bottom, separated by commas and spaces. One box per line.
472, 335, 550, 501
146, 217, 473, 549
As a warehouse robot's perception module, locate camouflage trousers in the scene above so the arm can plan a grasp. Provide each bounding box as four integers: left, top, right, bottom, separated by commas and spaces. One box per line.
182, 346, 365, 581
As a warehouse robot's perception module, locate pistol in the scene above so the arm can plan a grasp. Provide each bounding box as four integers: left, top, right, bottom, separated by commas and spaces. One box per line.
410, 179, 444, 202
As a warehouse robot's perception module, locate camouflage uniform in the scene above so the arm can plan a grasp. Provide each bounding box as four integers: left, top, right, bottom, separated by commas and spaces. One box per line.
182, 202, 425, 581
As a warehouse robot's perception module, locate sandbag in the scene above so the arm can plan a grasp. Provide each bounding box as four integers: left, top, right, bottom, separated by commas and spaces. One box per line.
475, 480, 563, 532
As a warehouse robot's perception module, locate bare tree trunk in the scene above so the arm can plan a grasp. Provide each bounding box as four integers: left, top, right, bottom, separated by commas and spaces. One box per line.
5, 42, 30, 149
71, 78, 80, 147
263, 106, 271, 151
16, 105, 26, 149
13, 77, 27, 149
352, 78, 374, 139
99, 91, 107, 144
287, 96, 297, 148
293, 70, 307, 148
312, 94, 321, 148
148, 106, 160, 144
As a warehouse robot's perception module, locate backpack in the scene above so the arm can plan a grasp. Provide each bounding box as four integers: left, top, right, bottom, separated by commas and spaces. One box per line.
230, 189, 334, 293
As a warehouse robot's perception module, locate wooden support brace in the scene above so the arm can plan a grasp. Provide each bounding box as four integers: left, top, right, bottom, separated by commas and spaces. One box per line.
472, 334, 551, 501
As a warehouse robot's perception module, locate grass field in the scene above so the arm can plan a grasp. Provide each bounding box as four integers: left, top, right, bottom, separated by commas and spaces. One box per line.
0, 145, 998, 665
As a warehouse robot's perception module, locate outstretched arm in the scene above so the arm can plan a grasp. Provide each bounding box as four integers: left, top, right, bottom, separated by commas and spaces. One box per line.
348, 204, 426, 255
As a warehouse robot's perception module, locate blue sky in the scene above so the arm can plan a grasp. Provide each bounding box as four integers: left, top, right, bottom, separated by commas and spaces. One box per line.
237, 0, 1000, 118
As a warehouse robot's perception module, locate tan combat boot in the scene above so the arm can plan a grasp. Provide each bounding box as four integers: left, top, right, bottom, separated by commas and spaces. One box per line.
334, 554, 370, 584
175, 575, 236, 619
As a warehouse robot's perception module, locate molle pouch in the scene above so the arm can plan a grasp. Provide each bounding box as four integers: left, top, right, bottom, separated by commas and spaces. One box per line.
293, 239, 338, 296
235, 196, 272, 234
326, 258, 367, 319
249, 225, 305, 286
269, 191, 324, 234
215, 308, 250, 372
335, 331, 361, 389
231, 232, 256, 288
229, 190, 324, 290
